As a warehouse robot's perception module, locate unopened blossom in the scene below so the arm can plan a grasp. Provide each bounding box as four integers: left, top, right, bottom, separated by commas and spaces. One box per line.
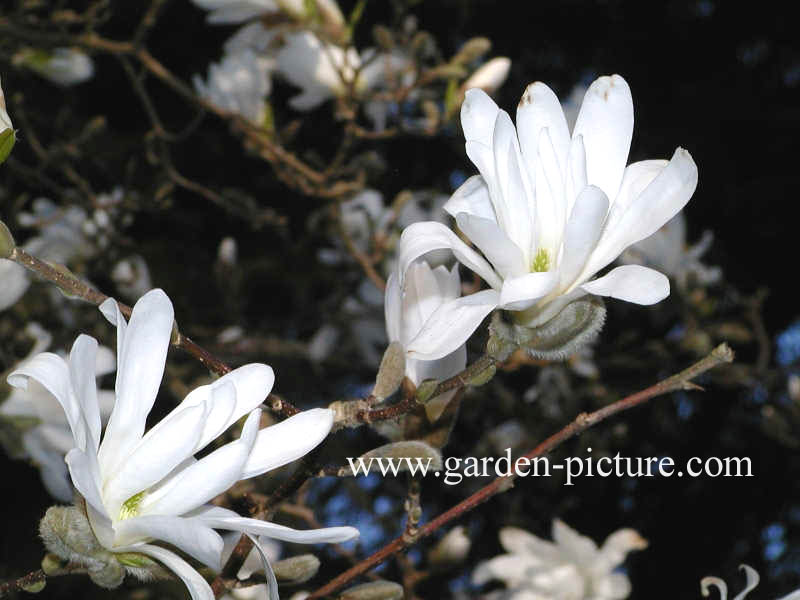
8, 289, 358, 600
385, 261, 466, 421
620, 212, 721, 290
14, 48, 94, 86
193, 49, 273, 125
397, 74, 698, 360
472, 520, 647, 600
701, 564, 800, 600
462, 57, 511, 96
192, 0, 344, 27
1, 74, 15, 163
0, 324, 115, 501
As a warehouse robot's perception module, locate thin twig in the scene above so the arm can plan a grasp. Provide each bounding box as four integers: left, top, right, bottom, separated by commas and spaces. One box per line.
306, 344, 734, 598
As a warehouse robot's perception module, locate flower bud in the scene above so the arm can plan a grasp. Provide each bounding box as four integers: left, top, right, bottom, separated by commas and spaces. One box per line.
339, 580, 404, 600
338, 441, 442, 476
272, 554, 320, 584
39, 505, 125, 589
462, 57, 511, 95
490, 297, 606, 361
428, 525, 471, 567
1, 220, 15, 258
372, 342, 406, 401
451, 37, 491, 66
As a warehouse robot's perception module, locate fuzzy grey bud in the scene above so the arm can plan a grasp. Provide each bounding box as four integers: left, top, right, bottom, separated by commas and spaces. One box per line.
339, 441, 442, 476
490, 297, 606, 361
273, 554, 320, 584
372, 342, 406, 401
339, 580, 404, 600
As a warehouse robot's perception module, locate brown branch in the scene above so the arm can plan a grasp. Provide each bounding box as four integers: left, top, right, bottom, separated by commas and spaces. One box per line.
306, 344, 734, 598
0, 569, 45, 598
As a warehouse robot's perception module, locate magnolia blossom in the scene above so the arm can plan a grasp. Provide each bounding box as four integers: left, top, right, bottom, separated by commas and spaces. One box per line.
193, 49, 273, 125
472, 520, 647, 600
701, 564, 800, 600
8, 289, 358, 600
0, 324, 115, 501
620, 212, 721, 290
462, 57, 511, 96
15, 48, 94, 86
192, 0, 344, 26
385, 261, 466, 421
397, 74, 698, 360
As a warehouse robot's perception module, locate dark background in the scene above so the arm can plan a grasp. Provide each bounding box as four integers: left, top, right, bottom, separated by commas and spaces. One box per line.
2, 0, 799, 598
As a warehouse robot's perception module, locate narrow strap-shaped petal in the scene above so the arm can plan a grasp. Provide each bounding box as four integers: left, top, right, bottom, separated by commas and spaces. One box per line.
402, 261, 453, 346
701, 576, 729, 600
444, 175, 496, 222
115, 516, 224, 570
133, 544, 214, 600
498, 527, 560, 561
456, 212, 527, 280
461, 88, 500, 149
559, 185, 609, 291
581, 265, 669, 305
564, 134, 588, 216
732, 565, 760, 600
65, 448, 111, 536
98, 290, 173, 477
585, 148, 698, 278
139, 409, 261, 517
552, 519, 600, 568
190, 505, 360, 544
572, 75, 634, 203
406, 290, 500, 360
471, 554, 541, 587
8, 352, 87, 450
163, 363, 275, 455
103, 402, 207, 518
68, 334, 101, 452
498, 271, 558, 311
246, 533, 279, 600
516, 81, 571, 175
398, 221, 502, 290
240, 408, 333, 479
384, 272, 402, 343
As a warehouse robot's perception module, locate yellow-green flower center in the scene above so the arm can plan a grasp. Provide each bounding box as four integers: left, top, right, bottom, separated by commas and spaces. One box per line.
119, 490, 146, 520
532, 248, 550, 273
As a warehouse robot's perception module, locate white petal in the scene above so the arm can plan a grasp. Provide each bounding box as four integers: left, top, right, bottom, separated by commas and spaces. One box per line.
595, 572, 632, 599
8, 352, 87, 450
140, 409, 261, 516
499, 527, 560, 562
245, 533, 279, 600
0, 259, 29, 311
406, 290, 500, 360
733, 565, 760, 600
443, 175, 496, 222
398, 221, 502, 290
99, 290, 173, 476
581, 265, 669, 305
493, 110, 534, 258
168, 363, 275, 454
516, 81, 570, 177
134, 544, 214, 600
115, 516, 224, 570
401, 261, 452, 345
610, 159, 668, 218
455, 213, 526, 280
572, 75, 634, 202
68, 335, 101, 451
552, 519, 599, 568
498, 271, 559, 311
533, 128, 567, 253
240, 408, 333, 479
564, 134, 588, 214
559, 185, 609, 290
461, 88, 500, 148
384, 272, 402, 343
587, 148, 698, 275
104, 402, 207, 517
65, 448, 110, 532
472, 554, 541, 588
190, 506, 360, 544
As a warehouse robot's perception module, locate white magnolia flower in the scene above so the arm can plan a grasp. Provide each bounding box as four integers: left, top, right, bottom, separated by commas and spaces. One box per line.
15, 48, 94, 86
194, 49, 273, 125
701, 564, 800, 600
463, 57, 511, 96
8, 289, 358, 600
620, 212, 721, 290
472, 520, 647, 600
1, 324, 115, 501
192, 0, 344, 26
397, 74, 698, 360
275, 32, 409, 111
385, 262, 466, 421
